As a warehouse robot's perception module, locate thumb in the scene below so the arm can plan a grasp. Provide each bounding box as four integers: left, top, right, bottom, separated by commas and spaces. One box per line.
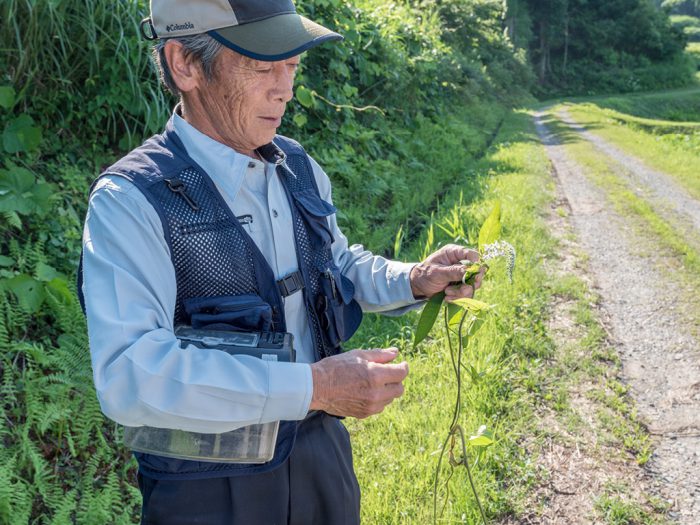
358, 347, 399, 364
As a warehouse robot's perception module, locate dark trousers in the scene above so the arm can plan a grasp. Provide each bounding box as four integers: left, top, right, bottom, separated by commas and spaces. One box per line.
138, 412, 361, 525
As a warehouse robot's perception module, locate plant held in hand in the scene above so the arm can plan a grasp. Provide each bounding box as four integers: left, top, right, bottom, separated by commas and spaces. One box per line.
412, 202, 515, 525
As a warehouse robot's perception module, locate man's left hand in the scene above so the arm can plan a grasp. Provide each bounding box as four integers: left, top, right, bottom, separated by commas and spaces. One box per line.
409, 244, 486, 302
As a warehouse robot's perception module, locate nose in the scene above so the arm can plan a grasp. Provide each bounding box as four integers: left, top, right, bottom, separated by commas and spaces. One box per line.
272, 62, 295, 104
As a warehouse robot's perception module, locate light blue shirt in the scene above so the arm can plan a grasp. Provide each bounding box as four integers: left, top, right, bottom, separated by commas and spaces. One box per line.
82, 111, 420, 434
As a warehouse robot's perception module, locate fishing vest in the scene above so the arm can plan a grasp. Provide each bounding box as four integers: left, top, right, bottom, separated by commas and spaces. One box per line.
78, 120, 362, 480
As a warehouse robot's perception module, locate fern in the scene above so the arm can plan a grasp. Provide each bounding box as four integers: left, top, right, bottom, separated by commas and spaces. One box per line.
0, 457, 34, 525
2, 210, 22, 230
48, 488, 77, 525
0, 296, 9, 351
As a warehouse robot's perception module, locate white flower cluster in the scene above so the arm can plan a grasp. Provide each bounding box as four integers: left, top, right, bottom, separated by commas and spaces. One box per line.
482, 240, 516, 282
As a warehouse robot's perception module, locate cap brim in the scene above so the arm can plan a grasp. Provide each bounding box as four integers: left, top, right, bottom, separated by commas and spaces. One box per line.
209, 13, 342, 62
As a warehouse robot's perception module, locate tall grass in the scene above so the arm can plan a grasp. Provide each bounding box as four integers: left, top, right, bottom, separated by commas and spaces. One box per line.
0, 0, 170, 148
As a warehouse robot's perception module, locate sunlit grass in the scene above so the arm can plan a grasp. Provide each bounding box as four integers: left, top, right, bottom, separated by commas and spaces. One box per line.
350, 111, 560, 523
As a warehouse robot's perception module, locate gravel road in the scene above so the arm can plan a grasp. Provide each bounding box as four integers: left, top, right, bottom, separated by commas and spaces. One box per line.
558, 109, 700, 251
534, 110, 700, 524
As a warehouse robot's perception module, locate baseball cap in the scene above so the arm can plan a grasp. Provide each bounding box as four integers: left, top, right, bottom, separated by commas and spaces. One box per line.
141, 0, 343, 61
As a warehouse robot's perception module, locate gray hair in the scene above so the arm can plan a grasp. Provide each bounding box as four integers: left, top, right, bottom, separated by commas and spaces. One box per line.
152, 33, 224, 97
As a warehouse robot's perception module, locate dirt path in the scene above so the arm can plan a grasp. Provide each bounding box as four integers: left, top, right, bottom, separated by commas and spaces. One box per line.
533, 110, 700, 524
558, 108, 700, 251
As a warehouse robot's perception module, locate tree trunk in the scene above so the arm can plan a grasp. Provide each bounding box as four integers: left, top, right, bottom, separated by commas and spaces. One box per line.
539, 20, 548, 84
563, 15, 569, 72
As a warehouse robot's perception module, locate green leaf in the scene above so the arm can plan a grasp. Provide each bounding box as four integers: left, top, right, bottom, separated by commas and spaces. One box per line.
450, 297, 491, 313
2, 210, 22, 229
45, 278, 74, 304
293, 113, 308, 127
446, 301, 462, 328
466, 314, 487, 337
35, 262, 61, 282
0, 86, 15, 109
393, 225, 404, 259
3, 114, 43, 153
0, 167, 35, 214
29, 182, 54, 214
413, 292, 445, 348
468, 425, 494, 448
478, 201, 501, 251
0, 255, 14, 267
5, 274, 46, 312
295, 86, 315, 108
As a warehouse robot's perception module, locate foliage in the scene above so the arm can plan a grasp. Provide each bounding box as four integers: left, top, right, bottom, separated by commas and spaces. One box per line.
510, 0, 694, 95
0, 0, 169, 150
670, 14, 700, 41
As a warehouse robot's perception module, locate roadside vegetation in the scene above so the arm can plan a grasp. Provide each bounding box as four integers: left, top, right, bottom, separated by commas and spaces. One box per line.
1, 0, 697, 523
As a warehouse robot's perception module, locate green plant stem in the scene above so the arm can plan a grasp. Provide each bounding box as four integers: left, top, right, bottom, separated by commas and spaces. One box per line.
433, 306, 487, 525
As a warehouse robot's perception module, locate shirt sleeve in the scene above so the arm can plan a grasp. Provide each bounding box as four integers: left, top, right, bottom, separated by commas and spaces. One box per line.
307, 157, 424, 315
82, 175, 313, 433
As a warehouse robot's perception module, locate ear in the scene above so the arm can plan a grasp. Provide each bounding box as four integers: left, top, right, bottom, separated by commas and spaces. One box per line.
163, 40, 203, 93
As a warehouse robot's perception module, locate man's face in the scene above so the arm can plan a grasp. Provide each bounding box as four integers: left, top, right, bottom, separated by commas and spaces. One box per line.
191, 49, 300, 156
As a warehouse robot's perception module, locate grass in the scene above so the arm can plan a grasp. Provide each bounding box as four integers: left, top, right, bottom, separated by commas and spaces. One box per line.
347, 110, 558, 523
560, 91, 700, 200
349, 107, 668, 523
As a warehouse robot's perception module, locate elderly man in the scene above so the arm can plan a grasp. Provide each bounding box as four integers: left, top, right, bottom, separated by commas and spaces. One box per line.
80, 1, 483, 523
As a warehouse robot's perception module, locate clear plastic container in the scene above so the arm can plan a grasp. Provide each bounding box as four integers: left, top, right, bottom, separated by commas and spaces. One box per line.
122, 327, 294, 463
123, 421, 279, 463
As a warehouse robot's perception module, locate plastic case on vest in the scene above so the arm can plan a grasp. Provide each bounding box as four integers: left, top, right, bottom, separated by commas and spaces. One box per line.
122, 327, 295, 463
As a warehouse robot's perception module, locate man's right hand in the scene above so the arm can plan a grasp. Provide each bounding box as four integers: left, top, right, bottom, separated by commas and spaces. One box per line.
309, 348, 408, 419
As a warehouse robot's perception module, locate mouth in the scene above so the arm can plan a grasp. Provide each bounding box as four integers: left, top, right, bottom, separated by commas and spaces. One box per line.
260, 116, 283, 127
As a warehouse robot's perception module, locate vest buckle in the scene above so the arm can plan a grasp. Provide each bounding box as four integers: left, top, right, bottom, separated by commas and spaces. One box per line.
277, 271, 304, 297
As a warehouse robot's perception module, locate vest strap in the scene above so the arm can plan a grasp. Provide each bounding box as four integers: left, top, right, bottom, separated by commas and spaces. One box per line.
277, 270, 305, 297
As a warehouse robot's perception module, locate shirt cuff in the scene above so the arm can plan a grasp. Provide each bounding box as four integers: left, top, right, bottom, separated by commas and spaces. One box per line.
261, 362, 313, 422
376, 261, 425, 316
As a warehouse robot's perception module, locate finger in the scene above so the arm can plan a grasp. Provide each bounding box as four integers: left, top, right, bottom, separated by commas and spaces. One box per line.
445, 284, 475, 301
443, 284, 462, 298
372, 361, 409, 384
473, 269, 485, 290
431, 264, 467, 284
358, 347, 399, 364
382, 382, 405, 400
458, 248, 480, 264
441, 245, 478, 265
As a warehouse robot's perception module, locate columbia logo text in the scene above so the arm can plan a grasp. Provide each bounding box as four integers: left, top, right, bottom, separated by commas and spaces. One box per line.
166, 22, 194, 32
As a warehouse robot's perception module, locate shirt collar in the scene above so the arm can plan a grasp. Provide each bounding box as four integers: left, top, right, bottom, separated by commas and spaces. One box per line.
171, 107, 273, 202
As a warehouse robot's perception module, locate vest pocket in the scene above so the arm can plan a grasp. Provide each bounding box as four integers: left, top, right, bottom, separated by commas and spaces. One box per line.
183, 294, 273, 332
291, 189, 336, 251
316, 268, 363, 348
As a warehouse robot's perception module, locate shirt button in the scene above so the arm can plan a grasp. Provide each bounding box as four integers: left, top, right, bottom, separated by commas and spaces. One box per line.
272, 209, 279, 218
248, 161, 256, 168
